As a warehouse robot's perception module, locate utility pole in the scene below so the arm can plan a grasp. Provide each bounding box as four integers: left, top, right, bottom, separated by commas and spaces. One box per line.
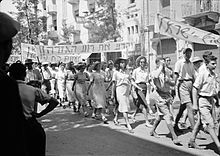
141, 0, 146, 56
110, 0, 117, 42
34, 0, 39, 45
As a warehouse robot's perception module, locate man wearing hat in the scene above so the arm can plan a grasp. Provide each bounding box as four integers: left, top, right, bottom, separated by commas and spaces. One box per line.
0, 12, 28, 155
25, 58, 43, 88
192, 56, 203, 77
41, 62, 52, 94
174, 48, 196, 133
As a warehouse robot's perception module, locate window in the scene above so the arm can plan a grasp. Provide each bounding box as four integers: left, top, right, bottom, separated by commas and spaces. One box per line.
52, 0, 56, 5
75, 10, 79, 17
135, 25, 138, 33
130, 0, 135, 4
128, 27, 131, 35
131, 14, 134, 18
42, 0, 46, 10
53, 19, 57, 30
131, 26, 134, 34
135, 13, 138, 17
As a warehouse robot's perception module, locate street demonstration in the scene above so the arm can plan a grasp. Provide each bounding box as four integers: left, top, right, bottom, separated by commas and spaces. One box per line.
1, 0, 220, 156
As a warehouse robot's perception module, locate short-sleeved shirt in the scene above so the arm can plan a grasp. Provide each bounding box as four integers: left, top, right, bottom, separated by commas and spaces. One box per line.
174, 58, 195, 80
42, 68, 52, 80
66, 70, 75, 80
25, 69, 42, 82
112, 69, 131, 87
150, 68, 171, 93
193, 66, 218, 97
132, 67, 149, 83
17, 80, 51, 119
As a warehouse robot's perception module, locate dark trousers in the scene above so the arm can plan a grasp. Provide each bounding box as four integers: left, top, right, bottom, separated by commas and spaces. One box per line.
135, 83, 148, 109
24, 117, 46, 156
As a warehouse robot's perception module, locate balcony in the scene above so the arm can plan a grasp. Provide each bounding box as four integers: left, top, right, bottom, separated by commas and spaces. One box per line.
68, 0, 79, 5
47, 4, 57, 15
182, 1, 220, 18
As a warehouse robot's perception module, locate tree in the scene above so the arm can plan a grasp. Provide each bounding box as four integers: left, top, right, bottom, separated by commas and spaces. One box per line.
10, 0, 47, 51
60, 21, 76, 45
87, 0, 121, 43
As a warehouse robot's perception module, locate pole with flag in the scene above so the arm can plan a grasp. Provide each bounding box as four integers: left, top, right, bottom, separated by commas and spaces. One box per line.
154, 13, 163, 58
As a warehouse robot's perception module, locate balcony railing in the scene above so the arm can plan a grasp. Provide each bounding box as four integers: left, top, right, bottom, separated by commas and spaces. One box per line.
47, 4, 57, 15
182, 1, 220, 17
68, 0, 79, 5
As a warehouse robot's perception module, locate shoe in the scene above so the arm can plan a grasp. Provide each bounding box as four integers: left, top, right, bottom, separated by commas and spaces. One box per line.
173, 139, 181, 145
102, 117, 108, 124
131, 117, 136, 123
91, 113, 97, 119
150, 131, 160, 138
174, 125, 184, 133
128, 128, 134, 134
113, 119, 119, 125
73, 106, 77, 112
84, 112, 89, 117
145, 122, 153, 128
179, 122, 187, 129
188, 140, 203, 149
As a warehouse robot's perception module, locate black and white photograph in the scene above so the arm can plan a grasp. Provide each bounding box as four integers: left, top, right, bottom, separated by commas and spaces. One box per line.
1, 0, 220, 155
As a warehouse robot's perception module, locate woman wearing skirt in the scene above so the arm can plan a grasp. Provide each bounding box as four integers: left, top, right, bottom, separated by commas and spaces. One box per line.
111, 58, 142, 133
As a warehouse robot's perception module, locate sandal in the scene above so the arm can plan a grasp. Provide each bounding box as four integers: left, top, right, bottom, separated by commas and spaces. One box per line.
113, 119, 119, 125
128, 128, 134, 134
84, 112, 89, 117
102, 117, 108, 124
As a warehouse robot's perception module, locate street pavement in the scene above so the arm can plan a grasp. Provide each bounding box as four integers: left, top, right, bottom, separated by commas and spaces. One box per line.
38, 102, 220, 156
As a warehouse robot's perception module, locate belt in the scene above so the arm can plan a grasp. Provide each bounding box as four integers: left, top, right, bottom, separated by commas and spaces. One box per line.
179, 79, 193, 82
199, 95, 214, 99
137, 82, 146, 85
156, 89, 168, 94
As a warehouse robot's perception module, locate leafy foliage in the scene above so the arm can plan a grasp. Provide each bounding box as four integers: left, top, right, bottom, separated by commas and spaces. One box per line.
87, 0, 121, 43
10, 0, 47, 54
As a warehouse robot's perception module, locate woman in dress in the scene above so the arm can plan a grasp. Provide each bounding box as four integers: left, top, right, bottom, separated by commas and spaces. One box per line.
111, 58, 142, 133
72, 62, 90, 117
85, 63, 93, 109
56, 63, 67, 107
65, 61, 77, 110
87, 62, 108, 123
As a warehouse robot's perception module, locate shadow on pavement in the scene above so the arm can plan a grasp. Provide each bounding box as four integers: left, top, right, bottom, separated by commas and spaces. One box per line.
41, 108, 197, 156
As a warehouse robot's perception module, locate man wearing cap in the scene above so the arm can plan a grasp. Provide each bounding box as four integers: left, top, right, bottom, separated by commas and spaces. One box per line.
192, 56, 203, 77
0, 12, 28, 155
41, 62, 52, 94
174, 48, 196, 133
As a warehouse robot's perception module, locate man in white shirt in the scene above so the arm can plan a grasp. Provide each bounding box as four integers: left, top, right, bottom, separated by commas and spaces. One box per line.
174, 48, 196, 133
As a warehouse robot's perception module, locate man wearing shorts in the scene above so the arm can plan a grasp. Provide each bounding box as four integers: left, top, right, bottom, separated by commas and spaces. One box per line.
174, 48, 195, 133
150, 57, 180, 145
189, 55, 220, 152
